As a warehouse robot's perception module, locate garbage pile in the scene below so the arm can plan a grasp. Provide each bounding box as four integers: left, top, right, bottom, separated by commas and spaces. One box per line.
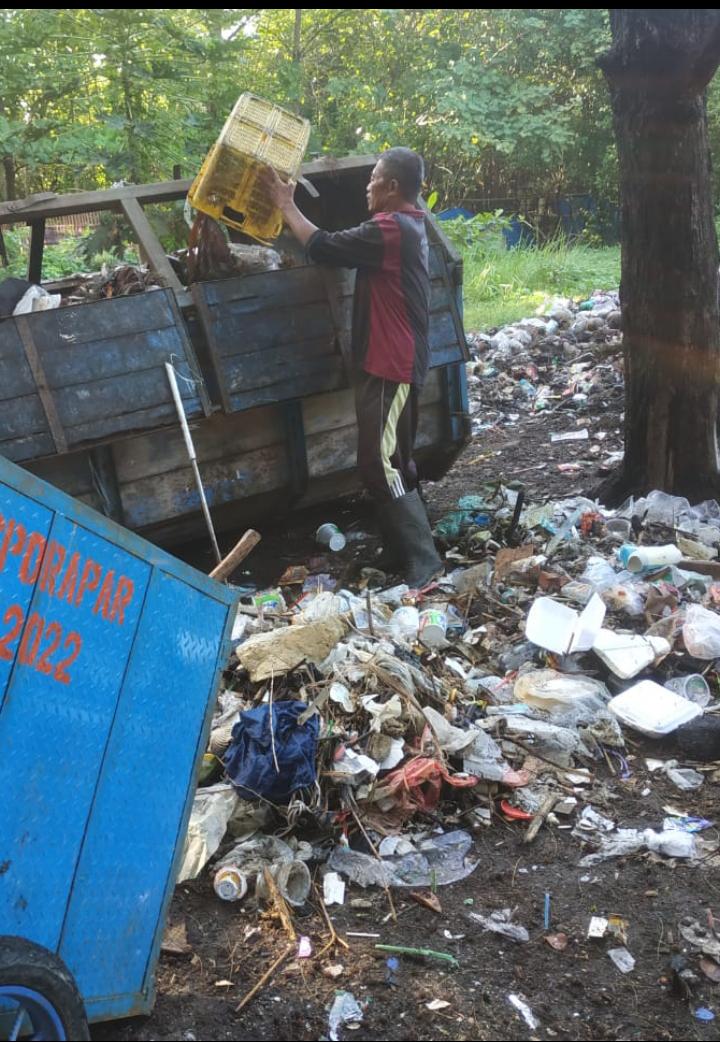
465, 292, 624, 456
179, 483, 720, 920
65, 262, 164, 302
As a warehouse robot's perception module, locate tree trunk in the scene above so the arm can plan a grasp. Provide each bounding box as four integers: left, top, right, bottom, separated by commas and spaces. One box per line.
599, 10, 720, 502
2, 156, 16, 201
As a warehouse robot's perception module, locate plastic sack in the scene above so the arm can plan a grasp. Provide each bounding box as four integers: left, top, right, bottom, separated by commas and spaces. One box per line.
223, 700, 319, 804
13, 284, 61, 314
177, 783, 239, 882
683, 604, 720, 659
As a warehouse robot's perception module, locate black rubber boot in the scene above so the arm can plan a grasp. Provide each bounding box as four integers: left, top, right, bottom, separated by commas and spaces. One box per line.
374, 508, 402, 572
384, 489, 444, 588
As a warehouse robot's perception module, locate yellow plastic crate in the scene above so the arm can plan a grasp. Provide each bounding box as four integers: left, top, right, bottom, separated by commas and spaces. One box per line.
188, 93, 310, 243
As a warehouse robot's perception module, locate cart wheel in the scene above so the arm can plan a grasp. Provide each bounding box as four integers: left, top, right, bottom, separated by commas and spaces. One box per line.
0, 937, 89, 1041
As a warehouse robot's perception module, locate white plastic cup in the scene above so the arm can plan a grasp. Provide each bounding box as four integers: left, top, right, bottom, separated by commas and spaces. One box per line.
316, 522, 346, 552
626, 545, 682, 573
256, 860, 312, 908
419, 608, 447, 648
665, 674, 712, 707
213, 866, 248, 902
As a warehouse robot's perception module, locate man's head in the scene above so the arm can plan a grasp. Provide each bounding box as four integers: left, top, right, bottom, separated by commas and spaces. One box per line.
366, 147, 424, 214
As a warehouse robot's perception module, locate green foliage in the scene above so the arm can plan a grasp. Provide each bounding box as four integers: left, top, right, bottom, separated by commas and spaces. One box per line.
0, 8, 617, 207
1, 7, 719, 228
2, 228, 87, 279
442, 211, 513, 257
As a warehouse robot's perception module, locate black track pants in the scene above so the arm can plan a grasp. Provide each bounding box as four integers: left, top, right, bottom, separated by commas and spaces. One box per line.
354, 372, 419, 504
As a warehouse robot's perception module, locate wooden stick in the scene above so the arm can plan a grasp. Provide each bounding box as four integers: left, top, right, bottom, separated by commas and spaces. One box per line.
348, 805, 397, 923
235, 945, 292, 1013
210, 529, 262, 582
262, 866, 297, 942
316, 885, 350, 960
524, 794, 559, 845
366, 589, 375, 637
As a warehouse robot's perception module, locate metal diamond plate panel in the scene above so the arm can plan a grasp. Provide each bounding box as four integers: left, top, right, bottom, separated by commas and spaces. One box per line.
0, 455, 236, 1024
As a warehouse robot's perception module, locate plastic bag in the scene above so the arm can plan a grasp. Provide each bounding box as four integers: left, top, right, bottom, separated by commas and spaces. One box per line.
683, 604, 720, 658
328, 830, 479, 889
177, 783, 239, 882
371, 757, 478, 814
635, 490, 691, 528
469, 909, 529, 943
389, 606, 420, 643
13, 284, 61, 314
601, 583, 646, 617
581, 556, 618, 590
329, 992, 364, 1042
497, 714, 591, 767
514, 669, 609, 724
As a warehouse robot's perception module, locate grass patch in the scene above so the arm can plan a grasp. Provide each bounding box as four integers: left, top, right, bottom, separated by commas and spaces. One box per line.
460, 241, 621, 331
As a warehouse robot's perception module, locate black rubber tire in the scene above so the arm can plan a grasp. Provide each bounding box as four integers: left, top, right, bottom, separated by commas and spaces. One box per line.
0, 935, 89, 1041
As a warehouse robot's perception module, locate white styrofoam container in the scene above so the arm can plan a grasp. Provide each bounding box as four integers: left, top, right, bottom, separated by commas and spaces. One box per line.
608, 680, 703, 736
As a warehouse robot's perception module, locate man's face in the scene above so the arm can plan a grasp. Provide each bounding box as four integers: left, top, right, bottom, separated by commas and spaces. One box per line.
366, 160, 394, 215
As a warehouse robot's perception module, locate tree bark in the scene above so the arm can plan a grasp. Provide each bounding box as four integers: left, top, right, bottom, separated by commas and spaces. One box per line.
599, 10, 720, 502
2, 156, 16, 201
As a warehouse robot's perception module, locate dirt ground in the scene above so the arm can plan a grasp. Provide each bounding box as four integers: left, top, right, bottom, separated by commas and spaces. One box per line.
90, 377, 720, 1042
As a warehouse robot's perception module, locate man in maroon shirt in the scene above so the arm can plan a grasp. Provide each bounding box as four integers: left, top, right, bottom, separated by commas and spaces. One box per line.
263, 148, 442, 588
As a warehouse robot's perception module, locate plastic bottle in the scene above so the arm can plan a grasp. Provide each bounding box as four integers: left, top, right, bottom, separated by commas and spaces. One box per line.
625, 545, 682, 573
213, 866, 249, 902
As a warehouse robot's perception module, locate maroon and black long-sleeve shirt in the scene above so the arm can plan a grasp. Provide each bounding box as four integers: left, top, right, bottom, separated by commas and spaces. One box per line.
307, 209, 430, 387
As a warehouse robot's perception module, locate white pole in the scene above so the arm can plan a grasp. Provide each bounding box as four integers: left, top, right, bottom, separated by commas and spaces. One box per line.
165, 362, 222, 564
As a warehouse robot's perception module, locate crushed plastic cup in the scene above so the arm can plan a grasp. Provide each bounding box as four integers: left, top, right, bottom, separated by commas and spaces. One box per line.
419, 608, 448, 648
665, 674, 712, 707
316, 522, 346, 552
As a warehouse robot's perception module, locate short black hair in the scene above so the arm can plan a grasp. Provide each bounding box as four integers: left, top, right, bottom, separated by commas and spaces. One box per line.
378, 147, 424, 202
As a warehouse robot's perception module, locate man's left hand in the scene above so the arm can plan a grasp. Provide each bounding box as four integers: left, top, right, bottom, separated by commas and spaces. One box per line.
260, 166, 297, 214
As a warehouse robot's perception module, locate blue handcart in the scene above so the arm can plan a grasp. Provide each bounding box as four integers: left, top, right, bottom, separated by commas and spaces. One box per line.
0, 454, 237, 1040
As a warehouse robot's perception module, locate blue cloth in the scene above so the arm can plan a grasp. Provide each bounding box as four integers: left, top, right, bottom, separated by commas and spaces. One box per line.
223, 700, 319, 805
